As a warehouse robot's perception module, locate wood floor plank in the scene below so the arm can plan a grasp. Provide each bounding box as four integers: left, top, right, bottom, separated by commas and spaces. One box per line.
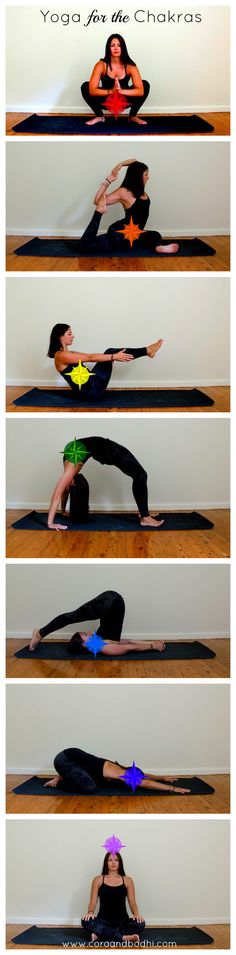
6, 236, 230, 272
6, 386, 230, 414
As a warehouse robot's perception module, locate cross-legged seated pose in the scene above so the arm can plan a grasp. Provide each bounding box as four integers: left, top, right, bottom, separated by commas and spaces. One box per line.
81, 851, 145, 944
81, 34, 150, 126
44, 746, 191, 795
47, 436, 164, 531
48, 323, 163, 401
78, 159, 179, 256
30, 588, 166, 653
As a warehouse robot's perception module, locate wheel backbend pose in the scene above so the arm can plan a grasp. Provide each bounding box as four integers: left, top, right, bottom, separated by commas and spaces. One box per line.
30, 588, 166, 653
47, 437, 164, 531
78, 159, 179, 256
81, 851, 145, 944
81, 33, 150, 126
48, 322, 163, 402
44, 746, 191, 796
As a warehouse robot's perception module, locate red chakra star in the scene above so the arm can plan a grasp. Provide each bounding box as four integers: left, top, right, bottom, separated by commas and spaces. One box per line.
103, 89, 129, 119
116, 217, 144, 248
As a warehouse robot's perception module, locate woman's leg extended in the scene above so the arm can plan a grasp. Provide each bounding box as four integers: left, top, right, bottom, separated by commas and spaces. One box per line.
37, 590, 125, 641
83, 346, 148, 401
80, 82, 104, 117
110, 444, 150, 518
128, 79, 150, 116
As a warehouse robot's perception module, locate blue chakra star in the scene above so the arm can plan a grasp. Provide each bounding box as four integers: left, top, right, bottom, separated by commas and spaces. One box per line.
119, 761, 147, 793
85, 631, 107, 658
102, 834, 126, 856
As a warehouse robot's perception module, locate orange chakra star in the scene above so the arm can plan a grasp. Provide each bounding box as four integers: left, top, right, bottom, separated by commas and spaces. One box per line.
116, 217, 144, 248
103, 89, 129, 119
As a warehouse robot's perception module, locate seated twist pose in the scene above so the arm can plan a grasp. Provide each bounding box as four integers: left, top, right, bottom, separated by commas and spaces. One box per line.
81, 851, 145, 944
44, 746, 191, 796
30, 588, 166, 653
47, 436, 164, 531
48, 322, 164, 401
77, 159, 179, 256
81, 33, 150, 126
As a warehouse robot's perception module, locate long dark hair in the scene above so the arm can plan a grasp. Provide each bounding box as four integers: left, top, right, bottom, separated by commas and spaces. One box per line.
102, 34, 135, 67
102, 853, 126, 876
47, 323, 70, 358
121, 161, 148, 198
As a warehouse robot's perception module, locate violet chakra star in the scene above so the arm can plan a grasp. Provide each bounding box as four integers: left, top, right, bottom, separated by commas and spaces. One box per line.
119, 761, 147, 793
85, 631, 107, 658
102, 835, 126, 856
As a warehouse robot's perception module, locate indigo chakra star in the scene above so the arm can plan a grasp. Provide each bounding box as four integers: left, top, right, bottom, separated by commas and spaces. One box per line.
65, 361, 95, 391
103, 89, 129, 119
62, 438, 88, 465
85, 631, 107, 657
116, 217, 144, 248
102, 834, 126, 856
119, 761, 147, 793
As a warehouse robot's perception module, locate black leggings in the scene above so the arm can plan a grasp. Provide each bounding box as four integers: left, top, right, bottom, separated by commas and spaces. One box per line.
39, 590, 125, 641
97, 438, 149, 517
67, 346, 147, 400
78, 210, 162, 254
81, 916, 146, 942
81, 79, 150, 118
54, 747, 106, 792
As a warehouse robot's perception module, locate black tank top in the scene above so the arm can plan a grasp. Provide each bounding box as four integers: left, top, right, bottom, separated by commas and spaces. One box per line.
98, 877, 128, 925
59, 362, 84, 391
100, 64, 132, 89
124, 196, 150, 230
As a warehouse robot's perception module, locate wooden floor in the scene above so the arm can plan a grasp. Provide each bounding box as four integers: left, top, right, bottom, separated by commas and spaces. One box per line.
5, 922, 230, 950
6, 774, 230, 815
6, 385, 230, 415
6, 638, 230, 680
6, 509, 230, 559
6, 235, 230, 272
6, 111, 231, 137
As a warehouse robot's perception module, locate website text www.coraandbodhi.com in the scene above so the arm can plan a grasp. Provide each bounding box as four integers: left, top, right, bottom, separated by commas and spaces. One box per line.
62, 942, 177, 949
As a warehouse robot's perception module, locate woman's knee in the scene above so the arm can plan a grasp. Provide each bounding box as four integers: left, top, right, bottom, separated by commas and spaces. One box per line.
108, 590, 125, 614
142, 80, 150, 96
81, 81, 89, 96
54, 750, 65, 773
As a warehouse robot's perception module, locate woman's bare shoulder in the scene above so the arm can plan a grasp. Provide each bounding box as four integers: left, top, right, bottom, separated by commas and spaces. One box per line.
93, 874, 103, 884
124, 875, 133, 885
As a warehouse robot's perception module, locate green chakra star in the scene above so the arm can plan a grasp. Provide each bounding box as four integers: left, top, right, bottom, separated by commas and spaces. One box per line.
65, 361, 96, 391
61, 438, 88, 465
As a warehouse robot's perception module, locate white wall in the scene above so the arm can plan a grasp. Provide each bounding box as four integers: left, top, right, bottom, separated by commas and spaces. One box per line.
6, 683, 230, 774
6, 819, 230, 925
6, 563, 230, 641
6, 6, 230, 112
6, 418, 230, 510
6, 141, 230, 237
6, 276, 230, 387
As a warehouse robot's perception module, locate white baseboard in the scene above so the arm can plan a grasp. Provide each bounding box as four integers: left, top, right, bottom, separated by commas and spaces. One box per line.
7, 766, 229, 775
6, 378, 230, 388
7, 630, 229, 641
7, 916, 229, 926
7, 501, 230, 511
7, 104, 230, 115
7, 227, 230, 238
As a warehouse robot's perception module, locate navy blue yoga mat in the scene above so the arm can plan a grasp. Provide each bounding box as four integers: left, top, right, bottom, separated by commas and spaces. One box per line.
14, 237, 216, 258
13, 387, 214, 409
11, 511, 215, 532
12, 113, 214, 135
11, 925, 214, 946
12, 775, 215, 797
14, 640, 216, 661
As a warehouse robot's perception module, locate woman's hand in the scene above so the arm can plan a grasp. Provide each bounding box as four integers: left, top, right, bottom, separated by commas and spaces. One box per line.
44, 777, 60, 788
47, 522, 68, 531
114, 76, 121, 92
114, 349, 134, 362
171, 786, 191, 794
132, 914, 144, 924
108, 166, 120, 182
83, 912, 95, 921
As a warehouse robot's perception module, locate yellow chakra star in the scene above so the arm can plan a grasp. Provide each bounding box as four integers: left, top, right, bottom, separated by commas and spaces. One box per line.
116, 217, 144, 248
65, 361, 96, 391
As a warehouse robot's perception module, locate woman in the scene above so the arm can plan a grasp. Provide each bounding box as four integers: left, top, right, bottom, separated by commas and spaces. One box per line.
81, 34, 150, 126
81, 851, 145, 944
30, 588, 166, 653
44, 746, 191, 796
78, 159, 179, 256
46, 436, 165, 531
48, 323, 164, 401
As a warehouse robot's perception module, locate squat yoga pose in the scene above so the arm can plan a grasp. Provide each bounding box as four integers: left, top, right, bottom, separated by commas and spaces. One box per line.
81, 34, 150, 126
44, 746, 191, 795
81, 851, 145, 944
30, 588, 166, 653
47, 437, 164, 531
48, 323, 163, 401
78, 159, 179, 256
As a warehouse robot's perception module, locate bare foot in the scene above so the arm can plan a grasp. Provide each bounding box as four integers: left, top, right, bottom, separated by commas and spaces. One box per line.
29, 629, 41, 651
156, 243, 179, 254
122, 934, 140, 942
86, 116, 105, 126
91, 933, 99, 942
96, 195, 107, 214
129, 116, 147, 125
140, 516, 164, 528
147, 338, 164, 358
152, 640, 166, 651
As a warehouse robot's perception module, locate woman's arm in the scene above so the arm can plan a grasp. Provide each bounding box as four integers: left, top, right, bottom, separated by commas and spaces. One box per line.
83, 876, 101, 920
47, 464, 78, 530
93, 159, 136, 205
55, 349, 134, 366
126, 877, 144, 922
89, 60, 110, 96
116, 65, 144, 97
